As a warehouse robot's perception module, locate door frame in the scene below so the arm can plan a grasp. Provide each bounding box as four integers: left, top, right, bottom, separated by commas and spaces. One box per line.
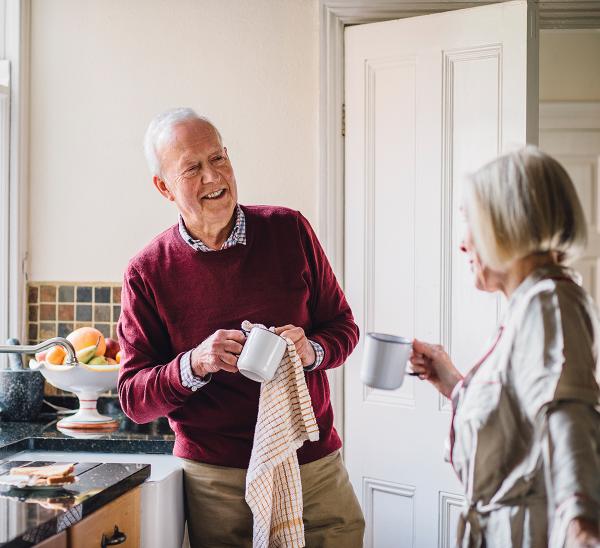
320, 0, 600, 441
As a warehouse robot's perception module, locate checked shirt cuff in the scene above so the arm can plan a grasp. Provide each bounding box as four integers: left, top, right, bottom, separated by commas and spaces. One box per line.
180, 350, 212, 391
304, 340, 325, 371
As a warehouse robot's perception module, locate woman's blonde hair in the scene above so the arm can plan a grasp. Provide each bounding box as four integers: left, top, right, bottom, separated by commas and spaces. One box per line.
463, 145, 587, 271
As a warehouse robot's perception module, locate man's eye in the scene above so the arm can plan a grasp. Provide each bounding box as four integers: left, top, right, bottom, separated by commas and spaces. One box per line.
212, 155, 225, 162
185, 165, 200, 175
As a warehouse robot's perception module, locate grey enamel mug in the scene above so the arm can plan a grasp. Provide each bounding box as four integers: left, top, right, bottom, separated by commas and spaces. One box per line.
361, 333, 412, 390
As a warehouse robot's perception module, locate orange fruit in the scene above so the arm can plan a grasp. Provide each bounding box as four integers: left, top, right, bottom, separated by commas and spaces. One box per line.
46, 345, 67, 365
67, 327, 106, 357
115, 351, 121, 364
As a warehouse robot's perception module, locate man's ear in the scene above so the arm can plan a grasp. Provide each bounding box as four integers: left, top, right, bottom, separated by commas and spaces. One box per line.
153, 176, 175, 201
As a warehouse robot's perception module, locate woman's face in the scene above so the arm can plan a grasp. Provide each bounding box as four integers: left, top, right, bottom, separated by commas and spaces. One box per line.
460, 221, 504, 293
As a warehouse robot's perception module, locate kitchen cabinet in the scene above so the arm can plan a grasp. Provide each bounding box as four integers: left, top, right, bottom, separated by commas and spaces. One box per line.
68, 486, 140, 548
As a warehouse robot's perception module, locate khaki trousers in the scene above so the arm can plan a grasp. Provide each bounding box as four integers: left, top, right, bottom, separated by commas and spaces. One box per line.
181, 451, 365, 548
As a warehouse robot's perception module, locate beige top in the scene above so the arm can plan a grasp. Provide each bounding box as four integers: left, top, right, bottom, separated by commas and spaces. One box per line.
451, 265, 600, 548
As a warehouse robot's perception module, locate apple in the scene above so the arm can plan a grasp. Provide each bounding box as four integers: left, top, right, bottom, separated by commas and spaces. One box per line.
104, 338, 120, 360
115, 351, 121, 364
35, 350, 48, 363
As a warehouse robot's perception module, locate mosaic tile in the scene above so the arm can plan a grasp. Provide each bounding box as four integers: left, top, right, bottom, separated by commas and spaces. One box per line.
76, 304, 92, 322
58, 304, 74, 322
76, 286, 93, 303
58, 323, 74, 338
97, 324, 111, 338
112, 286, 122, 303
28, 305, 38, 322
39, 323, 56, 340
94, 305, 111, 322
28, 286, 39, 304
95, 287, 111, 303
40, 304, 56, 321
58, 285, 74, 302
40, 285, 56, 303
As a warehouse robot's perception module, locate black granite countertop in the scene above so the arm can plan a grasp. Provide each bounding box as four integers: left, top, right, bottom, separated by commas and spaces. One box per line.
0, 459, 150, 547
0, 397, 175, 460
0, 397, 176, 547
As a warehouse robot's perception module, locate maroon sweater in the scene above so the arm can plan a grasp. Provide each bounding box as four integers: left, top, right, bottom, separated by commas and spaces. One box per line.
117, 205, 359, 468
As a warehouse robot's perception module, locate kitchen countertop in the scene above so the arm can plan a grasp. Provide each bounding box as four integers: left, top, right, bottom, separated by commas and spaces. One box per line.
0, 397, 176, 547
0, 397, 175, 460
0, 460, 150, 547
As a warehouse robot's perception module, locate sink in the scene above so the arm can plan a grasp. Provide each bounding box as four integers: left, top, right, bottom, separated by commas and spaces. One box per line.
6, 450, 185, 548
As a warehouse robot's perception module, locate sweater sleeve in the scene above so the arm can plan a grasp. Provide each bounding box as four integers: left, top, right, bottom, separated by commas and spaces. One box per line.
297, 213, 360, 370
117, 263, 194, 423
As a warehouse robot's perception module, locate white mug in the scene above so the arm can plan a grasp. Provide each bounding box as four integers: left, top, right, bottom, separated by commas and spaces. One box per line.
237, 327, 287, 383
361, 332, 412, 390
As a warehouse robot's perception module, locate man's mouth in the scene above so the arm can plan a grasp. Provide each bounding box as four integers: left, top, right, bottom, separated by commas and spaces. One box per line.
203, 189, 225, 200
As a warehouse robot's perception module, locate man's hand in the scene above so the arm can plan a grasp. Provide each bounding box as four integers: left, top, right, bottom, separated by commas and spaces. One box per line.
190, 329, 246, 378
273, 324, 316, 367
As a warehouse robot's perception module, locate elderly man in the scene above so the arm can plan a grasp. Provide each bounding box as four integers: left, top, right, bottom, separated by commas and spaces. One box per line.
117, 108, 365, 547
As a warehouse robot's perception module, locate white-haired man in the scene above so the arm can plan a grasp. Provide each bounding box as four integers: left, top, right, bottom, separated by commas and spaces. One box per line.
118, 108, 365, 547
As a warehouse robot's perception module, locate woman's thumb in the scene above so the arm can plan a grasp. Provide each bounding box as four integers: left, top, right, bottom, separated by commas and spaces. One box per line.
413, 338, 425, 352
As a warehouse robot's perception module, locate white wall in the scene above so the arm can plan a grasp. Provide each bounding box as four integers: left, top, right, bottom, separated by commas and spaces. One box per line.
29, 0, 319, 282
540, 30, 600, 101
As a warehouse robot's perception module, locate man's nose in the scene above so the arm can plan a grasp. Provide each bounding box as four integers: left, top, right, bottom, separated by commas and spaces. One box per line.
200, 165, 218, 184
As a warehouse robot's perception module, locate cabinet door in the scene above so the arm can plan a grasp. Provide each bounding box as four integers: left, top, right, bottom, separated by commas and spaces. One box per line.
68, 487, 140, 548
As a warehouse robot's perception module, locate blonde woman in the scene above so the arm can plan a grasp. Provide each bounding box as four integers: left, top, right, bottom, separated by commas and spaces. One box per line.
410, 146, 600, 548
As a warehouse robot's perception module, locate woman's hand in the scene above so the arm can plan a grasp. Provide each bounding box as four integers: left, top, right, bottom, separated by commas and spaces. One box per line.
409, 339, 463, 399
190, 329, 246, 377
273, 324, 316, 367
567, 518, 600, 548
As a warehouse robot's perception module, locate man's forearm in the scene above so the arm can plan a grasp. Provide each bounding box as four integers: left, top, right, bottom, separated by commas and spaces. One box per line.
309, 314, 360, 371
118, 353, 194, 423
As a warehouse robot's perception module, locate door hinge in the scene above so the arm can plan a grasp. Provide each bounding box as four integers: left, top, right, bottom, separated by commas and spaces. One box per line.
341, 103, 346, 137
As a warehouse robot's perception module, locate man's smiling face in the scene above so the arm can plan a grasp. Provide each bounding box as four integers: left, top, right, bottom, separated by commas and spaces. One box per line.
154, 119, 238, 229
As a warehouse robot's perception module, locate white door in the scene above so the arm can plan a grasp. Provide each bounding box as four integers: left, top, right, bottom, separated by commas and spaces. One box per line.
344, 2, 539, 547
539, 102, 600, 303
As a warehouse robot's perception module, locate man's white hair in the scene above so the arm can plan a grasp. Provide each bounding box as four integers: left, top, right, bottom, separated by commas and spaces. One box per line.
143, 107, 222, 178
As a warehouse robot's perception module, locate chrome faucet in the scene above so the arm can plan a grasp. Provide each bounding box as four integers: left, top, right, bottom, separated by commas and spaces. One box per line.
0, 337, 78, 366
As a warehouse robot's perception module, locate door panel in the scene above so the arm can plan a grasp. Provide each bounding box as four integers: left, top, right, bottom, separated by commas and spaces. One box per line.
539, 108, 600, 303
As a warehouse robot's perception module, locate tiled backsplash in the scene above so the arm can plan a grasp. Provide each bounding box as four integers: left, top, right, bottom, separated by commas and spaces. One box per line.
27, 283, 122, 345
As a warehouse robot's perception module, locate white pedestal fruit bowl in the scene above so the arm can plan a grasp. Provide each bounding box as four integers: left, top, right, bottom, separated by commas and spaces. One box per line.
29, 360, 120, 430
